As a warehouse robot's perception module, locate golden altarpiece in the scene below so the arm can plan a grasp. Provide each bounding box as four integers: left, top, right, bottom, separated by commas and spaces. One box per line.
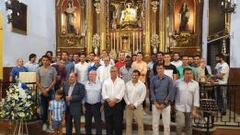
56, 0, 203, 58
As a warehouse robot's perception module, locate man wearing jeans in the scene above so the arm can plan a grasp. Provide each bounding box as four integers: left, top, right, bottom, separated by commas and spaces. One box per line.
36, 55, 57, 131
175, 67, 199, 135
212, 53, 229, 115
150, 63, 175, 135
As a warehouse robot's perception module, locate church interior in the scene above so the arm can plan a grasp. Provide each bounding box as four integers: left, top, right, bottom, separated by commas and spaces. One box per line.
0, 0, 240, 135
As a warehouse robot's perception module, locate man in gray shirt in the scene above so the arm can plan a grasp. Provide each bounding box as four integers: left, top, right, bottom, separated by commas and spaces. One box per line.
150, 63, 175, 135
119, 55, 134, 83
36, 55, 57, 131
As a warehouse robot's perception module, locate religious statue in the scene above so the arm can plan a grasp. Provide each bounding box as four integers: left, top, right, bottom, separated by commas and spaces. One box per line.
64, 0, 76, 33
179, 0, 190, 32
120, 1, 138, 26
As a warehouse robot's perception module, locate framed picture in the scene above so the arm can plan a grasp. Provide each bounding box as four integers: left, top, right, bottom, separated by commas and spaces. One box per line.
11, 2, 27, 35
174, 0, 194, 33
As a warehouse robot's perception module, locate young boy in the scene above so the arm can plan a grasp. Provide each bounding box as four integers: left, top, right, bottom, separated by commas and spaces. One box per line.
49, 90, 66, 135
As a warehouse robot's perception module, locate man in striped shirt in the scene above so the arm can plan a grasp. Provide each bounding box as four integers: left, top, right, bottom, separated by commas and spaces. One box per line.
49, 90, 66, 135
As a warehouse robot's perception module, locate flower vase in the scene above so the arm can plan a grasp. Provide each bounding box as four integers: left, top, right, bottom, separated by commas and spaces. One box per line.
13, 120, 28, 135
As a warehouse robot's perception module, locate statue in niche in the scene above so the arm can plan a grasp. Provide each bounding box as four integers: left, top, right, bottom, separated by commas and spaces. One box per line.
179, 0, 190, 32
120, 1, 138, 25
64, 0, 76, 33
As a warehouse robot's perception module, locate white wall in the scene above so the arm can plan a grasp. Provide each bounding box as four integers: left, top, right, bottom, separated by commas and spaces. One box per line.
230, 1, 240, 68
0, 0, 56, 67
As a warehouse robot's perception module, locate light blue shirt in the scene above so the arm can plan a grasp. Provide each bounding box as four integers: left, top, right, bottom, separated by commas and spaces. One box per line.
24, 62, 39, 72
65, 61, 74, 80
83, 80, 102, 104
49, 100, 66, 121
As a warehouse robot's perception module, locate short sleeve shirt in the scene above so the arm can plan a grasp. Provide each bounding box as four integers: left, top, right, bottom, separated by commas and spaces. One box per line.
37, 66, 57, 88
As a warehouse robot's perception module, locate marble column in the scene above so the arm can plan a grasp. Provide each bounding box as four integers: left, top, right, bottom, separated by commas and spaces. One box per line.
86, 0, 93, 53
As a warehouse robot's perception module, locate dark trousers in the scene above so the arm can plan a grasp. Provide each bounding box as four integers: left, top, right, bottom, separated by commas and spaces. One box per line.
40, 91, 54, 124
66, 112, 81, 135
215, 85, 228, 113
85, 102, 102, 135
104, 101, 123, 135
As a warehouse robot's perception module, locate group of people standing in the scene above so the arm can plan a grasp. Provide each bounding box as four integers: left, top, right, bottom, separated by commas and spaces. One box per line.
9, 50, 229, 135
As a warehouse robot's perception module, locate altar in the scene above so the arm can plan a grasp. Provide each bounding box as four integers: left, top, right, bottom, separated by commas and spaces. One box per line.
55, 0, 203, 57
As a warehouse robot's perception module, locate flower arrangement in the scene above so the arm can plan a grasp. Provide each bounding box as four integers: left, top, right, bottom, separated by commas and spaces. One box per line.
0, 84, 36, 121
151, 34, 160, 53
93, 33, 100, 54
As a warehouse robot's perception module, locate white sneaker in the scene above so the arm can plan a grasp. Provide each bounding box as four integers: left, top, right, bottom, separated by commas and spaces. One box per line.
42, 123, 47, 131
47, 126, 54, 133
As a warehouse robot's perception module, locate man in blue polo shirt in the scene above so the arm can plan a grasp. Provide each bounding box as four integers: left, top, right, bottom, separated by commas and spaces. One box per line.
9, 58, 28, 82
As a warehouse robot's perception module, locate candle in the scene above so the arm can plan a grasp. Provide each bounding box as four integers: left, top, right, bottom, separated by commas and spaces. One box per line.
117, 32, 119, 51
140, 32, 142, 51
61, 13, 64, 27
114, 32, 116, 50
120, 34, 122, 51
111, 33, 113, 50
136, 32, 139, 51
133, 32, 135, 53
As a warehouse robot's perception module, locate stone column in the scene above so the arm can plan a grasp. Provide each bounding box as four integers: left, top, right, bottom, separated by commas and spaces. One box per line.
86, 0, 93, 53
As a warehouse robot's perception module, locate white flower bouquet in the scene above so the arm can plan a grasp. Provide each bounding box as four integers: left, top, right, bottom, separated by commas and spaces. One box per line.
0, 84, 36, 121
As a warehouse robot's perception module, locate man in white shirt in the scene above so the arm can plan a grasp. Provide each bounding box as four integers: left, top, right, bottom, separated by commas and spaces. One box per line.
212, 53, 229, 115
124, 70, 146, 135
102, 66, 125, 135
175, 67, 199, 135
214, 54, 229, 85
97, 56, 112, 83
100, 50, 115, 66
75, 53, 89, 83
171, 52, 182, 68
24, 53, 39, 72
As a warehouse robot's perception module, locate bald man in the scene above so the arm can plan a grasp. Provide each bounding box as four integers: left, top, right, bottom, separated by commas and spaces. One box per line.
64, 72, 85, 135
10, 58, 28, 82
